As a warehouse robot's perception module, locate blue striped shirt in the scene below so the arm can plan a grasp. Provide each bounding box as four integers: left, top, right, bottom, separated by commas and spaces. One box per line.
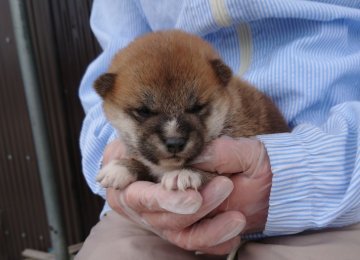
79, 0, 360, 237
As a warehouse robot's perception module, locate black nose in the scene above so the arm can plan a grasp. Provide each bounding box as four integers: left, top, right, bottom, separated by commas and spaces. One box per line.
165, 138, 187, 153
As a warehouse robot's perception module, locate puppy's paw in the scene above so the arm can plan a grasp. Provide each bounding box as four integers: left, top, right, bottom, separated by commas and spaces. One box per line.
96, 160, 136, 190
161, 169, 203, 191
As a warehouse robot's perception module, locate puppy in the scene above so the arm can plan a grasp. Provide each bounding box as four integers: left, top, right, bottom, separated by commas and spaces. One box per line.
95, 30, 289, 191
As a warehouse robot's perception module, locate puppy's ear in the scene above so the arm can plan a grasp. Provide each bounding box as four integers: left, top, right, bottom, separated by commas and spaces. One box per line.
94, 73, 116, 98
210, 59, 232, 86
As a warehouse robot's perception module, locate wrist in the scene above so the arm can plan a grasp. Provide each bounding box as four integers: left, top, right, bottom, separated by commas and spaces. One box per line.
257, 132, 310, 236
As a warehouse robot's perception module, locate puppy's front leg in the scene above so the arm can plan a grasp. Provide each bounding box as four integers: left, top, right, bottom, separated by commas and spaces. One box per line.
161, 169, 214, 191
96, 159, 151, 190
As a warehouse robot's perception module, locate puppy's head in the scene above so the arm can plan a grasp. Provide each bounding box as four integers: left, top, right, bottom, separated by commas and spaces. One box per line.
95, 31, 232, 167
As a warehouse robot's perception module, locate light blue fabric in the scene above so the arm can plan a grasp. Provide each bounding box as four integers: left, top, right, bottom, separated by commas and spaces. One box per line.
79, 0, 360, 237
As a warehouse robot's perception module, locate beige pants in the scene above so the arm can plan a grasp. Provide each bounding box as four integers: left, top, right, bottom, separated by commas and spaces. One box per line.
76, 211, 360, 260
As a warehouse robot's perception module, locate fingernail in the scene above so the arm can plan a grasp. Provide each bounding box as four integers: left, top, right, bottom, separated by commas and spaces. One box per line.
158, 191, 203, 214
217, 218, 246, 244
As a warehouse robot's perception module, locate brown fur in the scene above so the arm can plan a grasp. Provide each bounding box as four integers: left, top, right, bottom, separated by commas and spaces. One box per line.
95, 30, 289, 191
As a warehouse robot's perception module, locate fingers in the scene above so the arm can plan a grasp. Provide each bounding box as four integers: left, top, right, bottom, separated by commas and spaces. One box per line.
163, 211, 245, 253
192, 136, 263, 175
108, 181, 203, 214
107, 182, 202, 215
126, 181, 204, 214
141, 176, 233, 230
208, 170, 271, 233
107, 176, 234, 231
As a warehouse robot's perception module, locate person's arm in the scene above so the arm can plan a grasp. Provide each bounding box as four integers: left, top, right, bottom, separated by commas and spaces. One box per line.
193, 102, 360, 238
79, 0, 151, 198
258, 101, 360, 236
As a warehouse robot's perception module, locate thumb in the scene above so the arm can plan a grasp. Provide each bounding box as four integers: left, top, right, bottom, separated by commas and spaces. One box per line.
191, 136, 263, 175
103, 139, 127, 164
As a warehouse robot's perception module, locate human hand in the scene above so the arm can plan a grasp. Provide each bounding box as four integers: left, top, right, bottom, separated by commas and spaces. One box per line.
103, 139, 246, 255
192, 136, 272, 234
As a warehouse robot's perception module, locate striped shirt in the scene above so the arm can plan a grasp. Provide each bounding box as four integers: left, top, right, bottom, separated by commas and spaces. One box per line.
79, 0, 360, 237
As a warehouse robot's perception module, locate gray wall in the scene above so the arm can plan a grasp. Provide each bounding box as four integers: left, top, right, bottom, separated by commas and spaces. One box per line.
0, 0, 103, 259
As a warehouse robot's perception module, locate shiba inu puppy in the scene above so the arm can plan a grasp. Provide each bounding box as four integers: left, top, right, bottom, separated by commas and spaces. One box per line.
95, 30, 289, 191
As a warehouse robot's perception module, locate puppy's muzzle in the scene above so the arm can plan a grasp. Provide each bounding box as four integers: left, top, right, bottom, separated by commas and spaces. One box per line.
165, 137, 187, 154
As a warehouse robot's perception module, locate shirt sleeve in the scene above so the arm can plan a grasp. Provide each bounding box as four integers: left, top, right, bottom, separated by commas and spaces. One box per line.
258, 101, 360, 236
79, 0, 151, 198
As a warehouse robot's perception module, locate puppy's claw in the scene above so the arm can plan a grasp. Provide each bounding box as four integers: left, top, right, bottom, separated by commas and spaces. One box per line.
161, 169, 202, 191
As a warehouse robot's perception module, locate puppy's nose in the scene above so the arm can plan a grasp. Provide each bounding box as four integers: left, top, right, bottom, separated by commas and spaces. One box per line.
165, 137, 186, 153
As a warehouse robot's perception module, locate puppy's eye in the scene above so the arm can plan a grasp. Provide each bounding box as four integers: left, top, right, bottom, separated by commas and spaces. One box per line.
133, 107, 155, 119
186, 104, 206, 114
